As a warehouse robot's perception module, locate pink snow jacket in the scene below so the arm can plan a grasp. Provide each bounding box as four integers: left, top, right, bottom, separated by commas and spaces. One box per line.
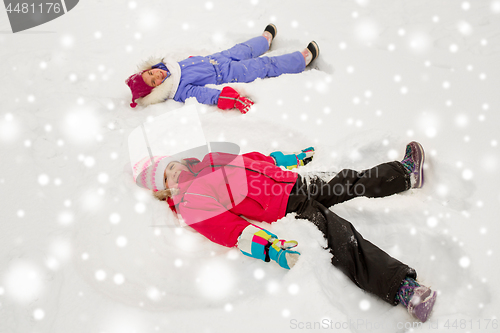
170, 152, 298, 247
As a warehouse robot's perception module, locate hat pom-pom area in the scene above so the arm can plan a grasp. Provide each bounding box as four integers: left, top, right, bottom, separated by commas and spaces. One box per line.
130, 102, 138, 108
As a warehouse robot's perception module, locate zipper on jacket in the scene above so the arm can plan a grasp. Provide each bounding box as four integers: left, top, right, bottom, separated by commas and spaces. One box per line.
183, 192, 219, 202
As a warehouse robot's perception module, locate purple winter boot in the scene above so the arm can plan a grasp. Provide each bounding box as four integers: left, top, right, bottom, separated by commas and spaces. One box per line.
401, 141, 425, 188
407, 286, 437, 322
396, 277, 437, 322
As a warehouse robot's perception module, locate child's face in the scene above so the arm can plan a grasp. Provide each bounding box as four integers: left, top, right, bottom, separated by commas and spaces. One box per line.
142, 68, 168, 88
164, 161, 188, 189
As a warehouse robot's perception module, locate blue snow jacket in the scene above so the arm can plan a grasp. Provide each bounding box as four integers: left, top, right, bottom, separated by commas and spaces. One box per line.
173, 56, 221, 105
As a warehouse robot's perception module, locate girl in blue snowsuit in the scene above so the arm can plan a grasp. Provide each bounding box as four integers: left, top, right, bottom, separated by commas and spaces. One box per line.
126, 24, 319, 113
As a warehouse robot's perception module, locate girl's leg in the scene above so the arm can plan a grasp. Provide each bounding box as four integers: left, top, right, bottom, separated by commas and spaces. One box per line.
310, 161, 411, 208
291, 197, 416, 305
222, 51, 306, 83
212, 36, 269, 61
308, 142, 423, 207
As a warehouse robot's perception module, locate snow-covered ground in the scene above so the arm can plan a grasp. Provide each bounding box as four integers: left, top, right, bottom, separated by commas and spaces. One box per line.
1, 0, 499, 332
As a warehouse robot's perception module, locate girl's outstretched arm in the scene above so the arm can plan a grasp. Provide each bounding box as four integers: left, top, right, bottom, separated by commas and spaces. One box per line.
177, 85, 254, 114
176, 84, 221, 105
181, 198, 300, 269
237, 224, 300, 269
270, 147, 315, 170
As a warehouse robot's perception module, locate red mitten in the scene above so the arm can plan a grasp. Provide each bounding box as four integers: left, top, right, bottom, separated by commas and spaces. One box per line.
235, 96, 254, 114
217, 87, 254, 114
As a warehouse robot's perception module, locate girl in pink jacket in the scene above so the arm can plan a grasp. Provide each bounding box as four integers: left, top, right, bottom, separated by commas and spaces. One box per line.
134, 143, 436, 322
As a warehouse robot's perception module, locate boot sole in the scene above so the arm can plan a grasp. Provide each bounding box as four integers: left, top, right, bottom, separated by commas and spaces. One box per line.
265, 24, 277, 39
411, 141, 425, 188
307, 41, 320, 62
412, 290, 437, 322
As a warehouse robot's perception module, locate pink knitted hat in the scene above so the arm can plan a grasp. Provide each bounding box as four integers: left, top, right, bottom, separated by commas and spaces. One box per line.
133, 155, 171, 191
125, 72, 154, 108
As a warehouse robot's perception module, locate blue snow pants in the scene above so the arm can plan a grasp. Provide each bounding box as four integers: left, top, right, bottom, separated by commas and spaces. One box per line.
209, 36, 306, 84
174, 36, 306, 104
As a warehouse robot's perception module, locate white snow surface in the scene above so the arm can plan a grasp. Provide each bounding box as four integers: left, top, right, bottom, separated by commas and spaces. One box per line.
1, 0, 500, 332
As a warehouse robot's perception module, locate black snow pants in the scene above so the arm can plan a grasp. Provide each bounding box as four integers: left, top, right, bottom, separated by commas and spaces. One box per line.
286, 161, 416, 305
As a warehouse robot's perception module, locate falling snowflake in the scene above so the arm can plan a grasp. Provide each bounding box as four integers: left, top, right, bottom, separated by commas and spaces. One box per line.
60, 34, 74, 48
288, 284, 300, 295
38, 174, 50, 186
95, 270, 107, 281
359, 299, 371, 311
33, 308, 45, 320
113, 274, 125, 285
116, 236, 128, 247
427, 216, 438, 228
253, 268, 265, 280
4, 261, 44, 303
197, 260, 234, 300
462, 169, 473, 180
459, 256, 471, 268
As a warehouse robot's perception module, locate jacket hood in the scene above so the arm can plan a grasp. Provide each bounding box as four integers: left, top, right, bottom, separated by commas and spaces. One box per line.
134, 57, 182, 107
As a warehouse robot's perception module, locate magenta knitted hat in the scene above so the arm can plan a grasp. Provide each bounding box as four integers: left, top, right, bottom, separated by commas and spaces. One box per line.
125, 72, 154, 108
133, 155, 171, 191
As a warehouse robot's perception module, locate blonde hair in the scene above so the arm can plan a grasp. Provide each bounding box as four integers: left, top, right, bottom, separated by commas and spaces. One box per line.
152, 188, 179, 201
